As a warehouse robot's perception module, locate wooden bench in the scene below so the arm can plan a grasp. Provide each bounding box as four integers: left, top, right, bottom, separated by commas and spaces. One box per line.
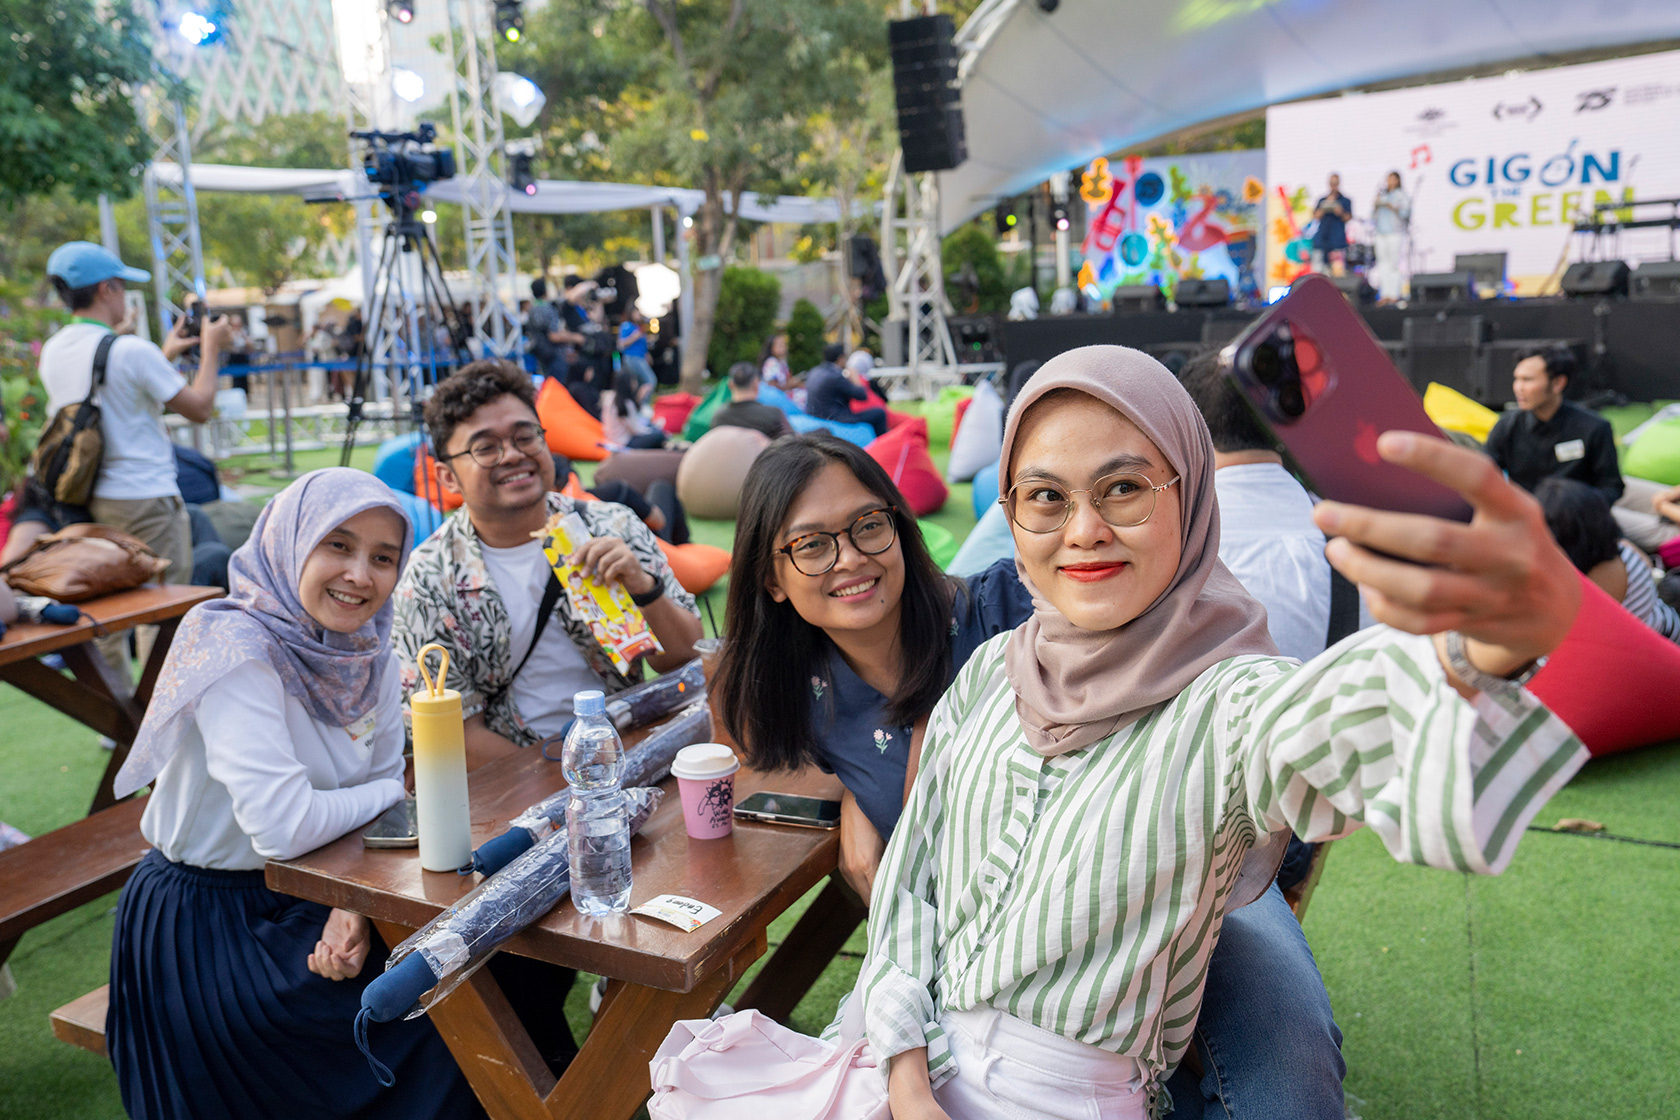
0, 797, 149, 972
51, 984, 110, 1057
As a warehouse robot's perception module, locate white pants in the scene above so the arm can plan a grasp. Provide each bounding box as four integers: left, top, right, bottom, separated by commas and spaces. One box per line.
1374, 231, 1406, 301
932, 1006, 1148, 1120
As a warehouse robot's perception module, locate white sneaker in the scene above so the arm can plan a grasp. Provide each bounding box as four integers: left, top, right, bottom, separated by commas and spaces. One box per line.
588, 975, 608, 1014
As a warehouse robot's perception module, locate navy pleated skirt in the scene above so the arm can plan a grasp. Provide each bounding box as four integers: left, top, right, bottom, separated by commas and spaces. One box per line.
108, 849, 485, 1120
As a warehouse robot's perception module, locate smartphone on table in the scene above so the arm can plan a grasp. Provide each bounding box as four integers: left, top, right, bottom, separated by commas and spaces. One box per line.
1218, 274, 1472, 524
362, 796, 419, 848
733, 792, 842, 830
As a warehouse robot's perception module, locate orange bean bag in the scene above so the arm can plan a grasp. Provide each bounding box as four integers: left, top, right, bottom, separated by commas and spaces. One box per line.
656, 538, 732, 595
1528, 573, 1680, 755
866, 416, 947, 516
536, 378, 608, 462
413, 446, 465, 511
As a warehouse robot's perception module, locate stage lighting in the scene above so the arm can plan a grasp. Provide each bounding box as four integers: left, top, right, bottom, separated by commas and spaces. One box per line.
494, 0, 523, 42
509, 151, 537, 196
421, 209, 437, 224
994, 200, 1019, 236
387, 0, 415, 23
176, 10, 222, 46
392, 67, 425, 103
1051, 199, 1070, 232
495, 73, 546, 127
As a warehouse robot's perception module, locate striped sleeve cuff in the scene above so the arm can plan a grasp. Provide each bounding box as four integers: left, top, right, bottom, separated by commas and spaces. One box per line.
1464, 684, 1589, 874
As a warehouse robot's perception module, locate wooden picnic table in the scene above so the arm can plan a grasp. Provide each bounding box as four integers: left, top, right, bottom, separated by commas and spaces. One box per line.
0, 584, 221, 815
267, 730, 845, 1120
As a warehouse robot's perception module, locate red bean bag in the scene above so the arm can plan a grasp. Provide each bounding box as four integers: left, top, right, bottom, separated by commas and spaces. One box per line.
656, 538, 732, 595
866, 417, 948, 517
653, 392, 701, 435
413, 446, 465, 511
536, 378, 608, 462
852, 387, 913, 432
950, 396, 973, 449
1528, 573, 1680, 755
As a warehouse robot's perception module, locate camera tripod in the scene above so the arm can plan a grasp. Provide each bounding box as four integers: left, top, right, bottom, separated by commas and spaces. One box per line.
339, 192, 472, 484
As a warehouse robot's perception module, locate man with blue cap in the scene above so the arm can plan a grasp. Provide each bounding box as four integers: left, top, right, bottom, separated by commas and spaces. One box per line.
39, 242, 234, 680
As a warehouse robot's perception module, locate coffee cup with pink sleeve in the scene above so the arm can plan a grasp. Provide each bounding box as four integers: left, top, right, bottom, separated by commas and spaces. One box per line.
671, 744, 740, 840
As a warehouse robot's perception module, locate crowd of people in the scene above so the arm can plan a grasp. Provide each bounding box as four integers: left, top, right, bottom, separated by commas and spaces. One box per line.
3, 236, 1678, 1120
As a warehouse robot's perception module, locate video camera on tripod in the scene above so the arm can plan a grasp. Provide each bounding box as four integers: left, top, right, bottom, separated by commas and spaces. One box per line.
351, 123, 456, 215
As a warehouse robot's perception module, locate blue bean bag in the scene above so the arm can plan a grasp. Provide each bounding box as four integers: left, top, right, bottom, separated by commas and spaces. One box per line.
372, 432, 424, 495
391, 490, 447, 547
756, 384, 800, 415
971, 459, 1000, 518
787, 412, 877, 447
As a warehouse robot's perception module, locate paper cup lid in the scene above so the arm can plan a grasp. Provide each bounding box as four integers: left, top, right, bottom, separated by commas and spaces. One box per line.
671, 743, 739, 781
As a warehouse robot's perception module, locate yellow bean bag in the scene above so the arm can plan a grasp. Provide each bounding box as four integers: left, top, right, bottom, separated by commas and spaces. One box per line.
1423, 382, 1499, 444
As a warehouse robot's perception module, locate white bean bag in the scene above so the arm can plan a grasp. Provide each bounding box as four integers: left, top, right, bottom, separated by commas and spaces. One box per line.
947, 379, 1004, 483
676, 425, 773, 520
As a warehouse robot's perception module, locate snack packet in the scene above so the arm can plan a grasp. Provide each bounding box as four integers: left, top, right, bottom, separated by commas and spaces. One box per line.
538, 510, 662, 673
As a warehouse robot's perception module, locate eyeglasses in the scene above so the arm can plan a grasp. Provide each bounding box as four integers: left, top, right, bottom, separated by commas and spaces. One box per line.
1001, 472, 1180, 534
441, 424, 547, 469
776, 507, 898, 576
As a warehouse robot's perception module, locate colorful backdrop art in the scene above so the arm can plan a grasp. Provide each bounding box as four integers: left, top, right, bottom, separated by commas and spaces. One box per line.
1265, 49, 1680, 295
1077, 150, 1266, 304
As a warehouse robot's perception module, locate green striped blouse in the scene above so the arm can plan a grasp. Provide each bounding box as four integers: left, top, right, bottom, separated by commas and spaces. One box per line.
856, 627, 1586, 1093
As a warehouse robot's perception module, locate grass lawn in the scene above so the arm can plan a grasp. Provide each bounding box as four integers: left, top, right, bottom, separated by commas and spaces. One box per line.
4, 399, 1677, 1118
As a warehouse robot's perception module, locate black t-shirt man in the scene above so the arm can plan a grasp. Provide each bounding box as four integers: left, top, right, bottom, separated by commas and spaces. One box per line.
1485, 346, 1622, 505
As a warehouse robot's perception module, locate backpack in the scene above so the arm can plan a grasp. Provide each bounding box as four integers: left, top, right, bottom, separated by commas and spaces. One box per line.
31, 333, 116, 508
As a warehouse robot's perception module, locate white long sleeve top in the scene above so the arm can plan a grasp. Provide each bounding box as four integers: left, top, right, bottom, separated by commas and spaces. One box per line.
140, 657, 408, 870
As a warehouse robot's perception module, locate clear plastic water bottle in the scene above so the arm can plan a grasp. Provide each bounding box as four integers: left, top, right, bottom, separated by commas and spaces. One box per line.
561, 690, 632, 916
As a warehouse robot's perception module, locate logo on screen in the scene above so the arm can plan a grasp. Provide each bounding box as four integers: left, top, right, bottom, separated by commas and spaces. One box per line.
1575, 88, 1615, 113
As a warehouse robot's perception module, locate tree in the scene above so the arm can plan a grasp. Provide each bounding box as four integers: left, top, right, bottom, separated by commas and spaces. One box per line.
785, 298, 826, 373
0, 0, 161, 207
706, 266, 779, 376
509, 0, 882, 392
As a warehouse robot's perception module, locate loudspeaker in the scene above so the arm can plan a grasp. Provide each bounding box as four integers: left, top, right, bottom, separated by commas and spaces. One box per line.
889, 15, 967, 173
1632, 260, 1680, 299
1410, 271, 1476, 302
844, 235, 886, 301
1112, 284, 1164, 314
1174, 277, 1231, 307
1561, 259, 1630, 298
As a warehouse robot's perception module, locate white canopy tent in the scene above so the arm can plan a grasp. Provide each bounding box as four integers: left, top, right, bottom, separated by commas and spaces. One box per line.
941, 0, 1680, 232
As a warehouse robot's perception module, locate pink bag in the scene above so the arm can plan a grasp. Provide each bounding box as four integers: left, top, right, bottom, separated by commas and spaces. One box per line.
647, 1008, 890, 1120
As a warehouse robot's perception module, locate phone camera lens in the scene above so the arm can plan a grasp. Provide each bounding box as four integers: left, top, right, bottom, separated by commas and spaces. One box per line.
1251, 343, 1283, 385
1275, 381, 1306, 418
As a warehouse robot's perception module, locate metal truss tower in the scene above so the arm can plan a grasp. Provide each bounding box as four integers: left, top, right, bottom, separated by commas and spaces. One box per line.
445, 0, 523, 359
879, 151, 958, 396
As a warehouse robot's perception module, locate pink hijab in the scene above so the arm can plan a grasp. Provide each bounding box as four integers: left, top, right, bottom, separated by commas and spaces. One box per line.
1001, 345, 1278, 756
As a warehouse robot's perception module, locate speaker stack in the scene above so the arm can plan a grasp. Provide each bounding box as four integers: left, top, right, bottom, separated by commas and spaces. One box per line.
1560, 260, 1630, 298
1409, 271, 1477, 303
1631, 261, 1680, 299
889, 15, 967, 173
1173, 278, 1231, 308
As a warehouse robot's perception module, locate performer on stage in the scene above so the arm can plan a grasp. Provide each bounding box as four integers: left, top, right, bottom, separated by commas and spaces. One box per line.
1372, 172, 1412, 303
1310, 174, 1353, 276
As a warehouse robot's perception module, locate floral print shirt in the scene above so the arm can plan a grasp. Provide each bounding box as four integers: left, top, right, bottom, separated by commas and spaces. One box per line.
392, 492, 697, 747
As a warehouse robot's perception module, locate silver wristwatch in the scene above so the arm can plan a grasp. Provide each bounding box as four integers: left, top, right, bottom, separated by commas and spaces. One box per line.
1443, 630, 1541, 696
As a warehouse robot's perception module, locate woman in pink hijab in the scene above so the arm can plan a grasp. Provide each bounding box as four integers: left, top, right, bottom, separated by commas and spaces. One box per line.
856, 346, 1588, 1120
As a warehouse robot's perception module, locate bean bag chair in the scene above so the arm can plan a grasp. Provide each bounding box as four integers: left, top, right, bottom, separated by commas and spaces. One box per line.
677, 425, 772, 520
971, 459, 1001, 518
947, 379, 1004, 483
917, 520, 958, 570
1423, 382, 1499, 445
921, 385, 974, 450
867, 418, 947, 516
655, 538, 732, 595
652, 392, 701, 435
536, 378, 608, 462
950, 396, 973, 449
372, 432, 423, 495
413, 445, 465, 511
391, 490, 447, 548
681, 381, 734, 442
558, 471, 592, 502
787, 412, 877, 447
594, 448, 686, 493
1622, 418, 1680, 486
1529, 573, 1680, 755
756, 384, 800, 417
946, 502, 1016, 577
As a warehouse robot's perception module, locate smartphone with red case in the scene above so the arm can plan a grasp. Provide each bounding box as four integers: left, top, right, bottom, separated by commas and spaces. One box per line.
1218, 274, 1472, 523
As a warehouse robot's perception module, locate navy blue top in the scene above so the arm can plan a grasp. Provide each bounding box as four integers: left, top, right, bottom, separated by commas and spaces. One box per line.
807, 558, 1035, 840
804, 362, 866, 423
1311, 192, 1352, 251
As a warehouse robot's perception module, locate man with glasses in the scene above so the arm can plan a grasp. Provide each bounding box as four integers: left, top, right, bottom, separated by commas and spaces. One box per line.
392, 360, 701, 774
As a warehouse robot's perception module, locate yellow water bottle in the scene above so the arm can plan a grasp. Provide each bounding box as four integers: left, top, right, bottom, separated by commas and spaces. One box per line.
411, 644, 473, 872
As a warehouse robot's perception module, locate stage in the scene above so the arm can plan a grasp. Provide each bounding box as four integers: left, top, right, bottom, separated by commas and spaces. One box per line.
994, 296, 1680, 405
